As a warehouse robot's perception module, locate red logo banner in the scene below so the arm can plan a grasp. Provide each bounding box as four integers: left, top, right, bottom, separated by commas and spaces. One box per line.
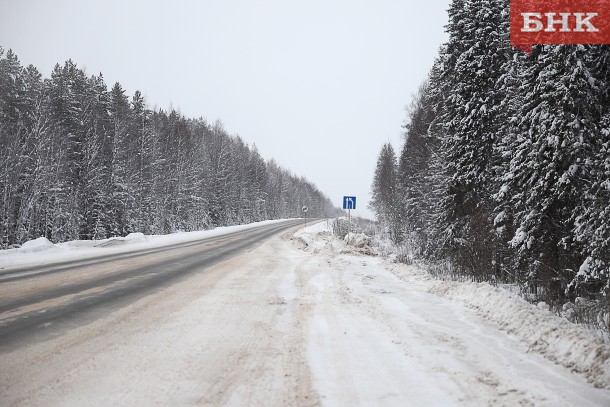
510, 0, 610, 53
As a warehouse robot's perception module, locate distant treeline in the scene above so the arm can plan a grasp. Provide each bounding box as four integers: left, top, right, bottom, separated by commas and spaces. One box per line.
370, 0, 610, 303
0, 47, 341, 248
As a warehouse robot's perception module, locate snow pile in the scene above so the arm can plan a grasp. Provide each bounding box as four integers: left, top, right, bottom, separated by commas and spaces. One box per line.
294, 222, 377, 258
19, 237, 55, 252
344, 232, 371, 248
426, 281, 610, 389
295, 223, 346, 256
293, 220, 337, 254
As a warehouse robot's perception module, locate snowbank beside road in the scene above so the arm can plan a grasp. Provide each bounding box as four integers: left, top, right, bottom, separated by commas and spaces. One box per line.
0, 219, 294, 269
427, 281, 610, 389
298, 221, 610, 391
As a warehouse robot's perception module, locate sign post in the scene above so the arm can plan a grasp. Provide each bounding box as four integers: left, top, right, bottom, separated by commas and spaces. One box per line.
302, 205, 308, 227
342, 196, 356, 243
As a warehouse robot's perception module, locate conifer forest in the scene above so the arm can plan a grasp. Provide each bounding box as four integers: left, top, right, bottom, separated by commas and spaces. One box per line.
0, 47, 340, 249
370, 0, 610, 306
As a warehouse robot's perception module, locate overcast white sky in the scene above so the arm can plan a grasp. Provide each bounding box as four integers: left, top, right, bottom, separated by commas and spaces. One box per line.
1, 0, 449, 219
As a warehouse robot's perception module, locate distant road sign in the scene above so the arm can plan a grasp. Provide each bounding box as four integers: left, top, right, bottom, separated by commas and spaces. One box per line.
302, 206, 308, 213
343, 196, 356, 210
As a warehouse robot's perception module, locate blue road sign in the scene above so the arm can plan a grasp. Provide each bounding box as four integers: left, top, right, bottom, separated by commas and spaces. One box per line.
343, 196, 356, 210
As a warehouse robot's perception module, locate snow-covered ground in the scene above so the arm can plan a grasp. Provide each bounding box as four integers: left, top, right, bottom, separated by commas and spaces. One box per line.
0, 219, 292, 269
295, 223, 610, 405
1, 221, 609, 406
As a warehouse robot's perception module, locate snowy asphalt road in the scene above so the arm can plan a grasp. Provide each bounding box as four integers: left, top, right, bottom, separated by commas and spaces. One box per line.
0, 219, 304, 350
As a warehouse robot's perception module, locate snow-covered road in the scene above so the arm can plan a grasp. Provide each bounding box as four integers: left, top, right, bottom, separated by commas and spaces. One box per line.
1, 222, 609, 406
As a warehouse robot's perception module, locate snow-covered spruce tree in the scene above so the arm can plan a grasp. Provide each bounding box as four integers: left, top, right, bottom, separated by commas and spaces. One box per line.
0, 50, 37, 247
589, 45, 610, 106
0, 49, 32, 246
151, 109, 193, 233
399, 83, 430, 239
571, 111, 610, 302
398, 79, 439, 255
266, 159, 307, 219
108, 82, 133, 236
414, 48, 456, 261
80, 74, 113, 240
165, 110, 196, 232
129, 90, 155, 234
204, 120, 234, 226
14, 63, 51, 244
490, 0, 523, 284
47, 60, 92, 242
265, 159, 283, 219
571, 46, 610, 300
504, 45, 603, 300
186, 119, 213, 230
437, 0, 509, 280
228, 136, 251, 224
370, 143, 402, 243
246, 145, 269, 222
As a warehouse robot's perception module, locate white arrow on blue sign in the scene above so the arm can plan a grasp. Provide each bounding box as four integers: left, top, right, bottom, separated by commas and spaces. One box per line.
343, 196, 356, 210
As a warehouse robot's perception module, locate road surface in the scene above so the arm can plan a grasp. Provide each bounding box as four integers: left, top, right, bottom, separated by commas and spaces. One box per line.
0, 219, 304, 349
1, 220, 609, 406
